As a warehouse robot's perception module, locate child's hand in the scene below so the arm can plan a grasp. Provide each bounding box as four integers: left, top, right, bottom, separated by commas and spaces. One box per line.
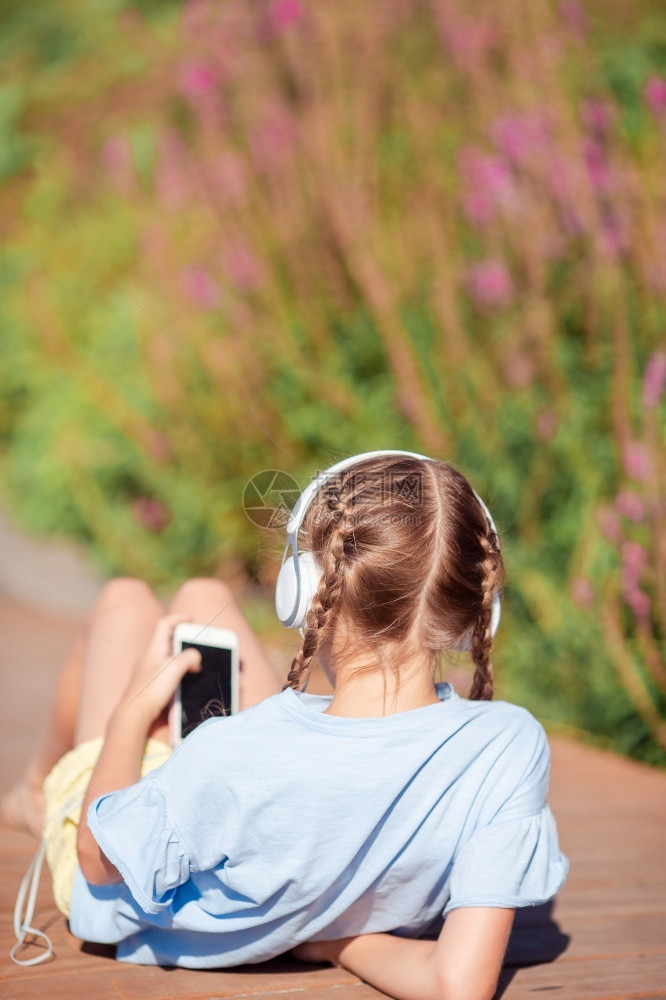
118, 614, 202, 726
291, 941, 332, 964
292, 938, 354, 966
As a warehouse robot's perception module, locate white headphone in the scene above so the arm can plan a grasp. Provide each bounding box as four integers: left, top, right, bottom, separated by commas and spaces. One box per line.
274, 450, 501, 649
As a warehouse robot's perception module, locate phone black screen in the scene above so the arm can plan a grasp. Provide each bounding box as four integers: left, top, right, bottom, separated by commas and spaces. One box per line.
179, 641, 233, 739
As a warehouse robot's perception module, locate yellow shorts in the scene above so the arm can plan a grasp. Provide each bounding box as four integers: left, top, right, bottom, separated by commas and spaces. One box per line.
43, 736, 172, 917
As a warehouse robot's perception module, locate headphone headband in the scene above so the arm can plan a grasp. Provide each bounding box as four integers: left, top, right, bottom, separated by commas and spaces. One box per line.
286, 449, 499, 543
286, 449, 428, 538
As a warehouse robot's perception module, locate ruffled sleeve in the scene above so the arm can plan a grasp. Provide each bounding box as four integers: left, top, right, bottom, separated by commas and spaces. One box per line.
87, 775, 191, 915
443, 804, 569, 914
443, 716, 569, 915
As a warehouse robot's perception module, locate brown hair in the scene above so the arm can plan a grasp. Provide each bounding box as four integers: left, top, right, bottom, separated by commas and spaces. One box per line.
282, 456, 505, 701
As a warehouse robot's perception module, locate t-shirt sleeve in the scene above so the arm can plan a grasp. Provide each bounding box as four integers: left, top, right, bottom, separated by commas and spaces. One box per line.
443, 716, 569, 916
85, 716, 227, 915
87, 774, 192, 915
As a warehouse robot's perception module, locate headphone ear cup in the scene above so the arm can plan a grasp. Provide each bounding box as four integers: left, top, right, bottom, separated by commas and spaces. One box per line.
296, 551, 323, 630
275, 551, 323, 630
275, 555, 298, 627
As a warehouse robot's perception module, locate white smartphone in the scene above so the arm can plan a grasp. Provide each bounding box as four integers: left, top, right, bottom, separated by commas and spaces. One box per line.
169, 623, 240, 748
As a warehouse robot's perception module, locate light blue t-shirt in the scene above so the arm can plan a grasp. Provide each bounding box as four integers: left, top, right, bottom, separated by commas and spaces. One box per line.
69, 681, 569, 967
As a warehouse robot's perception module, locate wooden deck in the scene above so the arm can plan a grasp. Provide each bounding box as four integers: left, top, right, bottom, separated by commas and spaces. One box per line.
1, 593, 665, 999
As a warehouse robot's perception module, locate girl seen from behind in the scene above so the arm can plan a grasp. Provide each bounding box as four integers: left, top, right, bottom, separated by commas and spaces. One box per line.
6, 451, 569, 1000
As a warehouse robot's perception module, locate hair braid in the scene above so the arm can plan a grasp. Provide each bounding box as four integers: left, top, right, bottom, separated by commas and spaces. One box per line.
283, 483, 355, 692
469, 522, 503, 701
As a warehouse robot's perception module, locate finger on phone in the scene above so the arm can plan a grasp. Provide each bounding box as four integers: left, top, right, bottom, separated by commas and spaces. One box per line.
177, 647, 202, 674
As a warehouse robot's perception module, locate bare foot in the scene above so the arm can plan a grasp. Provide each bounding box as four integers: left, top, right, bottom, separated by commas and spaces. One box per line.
0, 774, 45, 838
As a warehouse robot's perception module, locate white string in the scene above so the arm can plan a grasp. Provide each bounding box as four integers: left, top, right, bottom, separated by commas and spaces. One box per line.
10, 838, 53, 966
10, 787, 85, 966
10, 747, 169, 967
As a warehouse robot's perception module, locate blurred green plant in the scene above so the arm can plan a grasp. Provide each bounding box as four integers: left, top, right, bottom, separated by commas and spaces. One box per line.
0, 0, 665, 765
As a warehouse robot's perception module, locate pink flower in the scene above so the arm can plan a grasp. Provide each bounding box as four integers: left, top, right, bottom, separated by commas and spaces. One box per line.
623, 441, 653, 482
437, 14, 497, 66
615, 490, 645, 522
535, 408, 558, 441
625, 587, 651, 621
481, 156, 513, 195
179, 62, 215, 98
250, 103, 298, 169
463, 191, 494, 225
582, 99, 615, 135
620, 542, 650, 617
145, 430, 171, 463
132, 498, 170, 532
503, 350, 535, 389
571, 576, 595, 608
598, 505, 621, 544
644, 227, 666, 291
181, 265, 221, 309
223, 241, 263, 292
558, 0, 589, 38
458, 148, 518, 224
546, 156, 583, 235
100, 135, 134, 194
271, 0, 303, 27
491, 112, 549, 164
177, 64, 226, 130
212, 152, 248, 205
583, 139, 610, 191
466, 259, 514, 311
621, 540, 648, 579
155, 128, 190, 210
642, 351, 666, 407
181, 0, 214, 36
644, 75, 666, 118
597, 213, 629, 258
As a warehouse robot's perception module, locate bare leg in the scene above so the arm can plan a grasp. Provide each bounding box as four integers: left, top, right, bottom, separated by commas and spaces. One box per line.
0, 578, 164, 836
0, 633, 86, 836
166, 578, 281, 710
74, 578, 164, 744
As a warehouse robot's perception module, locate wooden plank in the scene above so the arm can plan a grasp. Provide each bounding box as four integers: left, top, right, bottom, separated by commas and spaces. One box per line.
1, 968, 376, 1000
553, 881, 666, 918
1, 933, 360, 996
506, 908, 666, 965
500, 953, 666, 1000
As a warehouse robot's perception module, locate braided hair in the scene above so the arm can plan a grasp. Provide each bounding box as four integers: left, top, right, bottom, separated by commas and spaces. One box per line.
283, 481, 356, 692
282, 456, 505, 700
468, 515, 503, 701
